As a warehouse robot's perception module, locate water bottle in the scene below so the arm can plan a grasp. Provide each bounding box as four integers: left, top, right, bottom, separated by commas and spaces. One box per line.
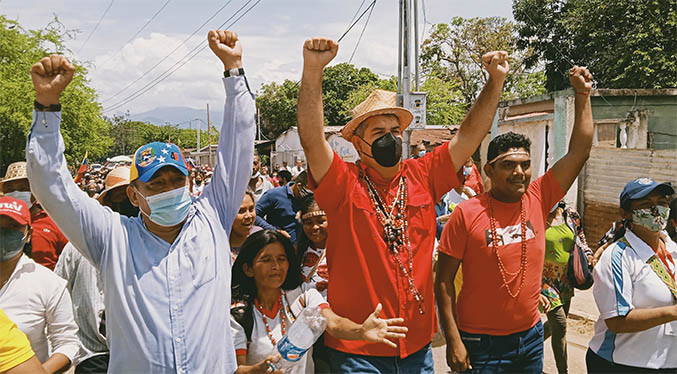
270, 306, 327, 371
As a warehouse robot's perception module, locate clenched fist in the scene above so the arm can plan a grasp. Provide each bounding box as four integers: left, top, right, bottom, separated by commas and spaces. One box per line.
302, 37, 338, 72
481, 51, 510, 83
30, 55, 75, 105
569, 66, 593, 95
208, 30, 242, 71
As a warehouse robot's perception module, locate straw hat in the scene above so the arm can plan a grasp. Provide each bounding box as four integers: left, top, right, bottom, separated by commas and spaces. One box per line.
97, 166, 131, 203
341, 89, 413, 141
0, 161, 28, 187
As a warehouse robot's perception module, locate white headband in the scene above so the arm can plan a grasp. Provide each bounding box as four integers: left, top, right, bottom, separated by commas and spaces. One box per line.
488, 150, 530, 165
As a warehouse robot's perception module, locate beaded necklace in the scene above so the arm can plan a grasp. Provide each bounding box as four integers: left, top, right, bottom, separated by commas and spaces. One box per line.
255, 294, 286, 346
363, 173, 425, 314
487, 194, 528, 298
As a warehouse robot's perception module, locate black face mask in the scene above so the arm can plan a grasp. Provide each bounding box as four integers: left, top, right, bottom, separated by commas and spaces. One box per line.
111, 199, 140, 218
359, 132, 402, 167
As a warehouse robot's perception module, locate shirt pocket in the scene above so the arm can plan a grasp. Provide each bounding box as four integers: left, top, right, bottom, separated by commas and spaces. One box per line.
182, 233, 217, 289
406, 190, 434, 238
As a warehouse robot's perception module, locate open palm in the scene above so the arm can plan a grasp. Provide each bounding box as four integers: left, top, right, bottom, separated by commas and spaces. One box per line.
360, 303, 408, 348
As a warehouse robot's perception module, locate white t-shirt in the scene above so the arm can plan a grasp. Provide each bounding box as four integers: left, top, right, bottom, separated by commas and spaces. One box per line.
300, 247, 328, 300
0, 255, 80, 364
231, 287, 328, 374
291, 166, 304, 179
588, 229, 677, 369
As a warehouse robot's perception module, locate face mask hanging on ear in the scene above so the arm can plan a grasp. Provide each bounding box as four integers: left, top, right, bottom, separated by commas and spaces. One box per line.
358, 132, 402, 168
137, 186, 192, 227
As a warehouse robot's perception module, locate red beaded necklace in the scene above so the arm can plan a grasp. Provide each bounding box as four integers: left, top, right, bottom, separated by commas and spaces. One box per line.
255, 294, 286, 346
363, 173, 425, 315
487, 194, 528, 298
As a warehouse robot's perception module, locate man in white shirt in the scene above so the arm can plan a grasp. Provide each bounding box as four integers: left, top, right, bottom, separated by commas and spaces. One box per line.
290, 159, 305, 178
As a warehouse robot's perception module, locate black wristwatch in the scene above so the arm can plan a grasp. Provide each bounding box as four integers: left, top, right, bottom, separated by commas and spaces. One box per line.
34, 100, 62, 112
223, 68, 245, 78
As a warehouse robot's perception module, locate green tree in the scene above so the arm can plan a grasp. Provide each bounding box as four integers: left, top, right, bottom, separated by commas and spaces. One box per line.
513, 0, 677, 91
420, 17, 546, 105
256, 79, 299, 139
0, 16, 112, 172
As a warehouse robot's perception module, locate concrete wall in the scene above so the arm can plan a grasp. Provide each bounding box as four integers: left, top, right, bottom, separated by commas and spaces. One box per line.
591, 91, 677, 150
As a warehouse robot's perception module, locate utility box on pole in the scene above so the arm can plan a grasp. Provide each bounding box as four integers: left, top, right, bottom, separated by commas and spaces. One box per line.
404, 92, 427, 130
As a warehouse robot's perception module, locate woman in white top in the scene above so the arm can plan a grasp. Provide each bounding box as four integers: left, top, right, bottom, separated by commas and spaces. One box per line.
230, 230, 407, 374
587, 178, 677, 372
0, 196, 79, 374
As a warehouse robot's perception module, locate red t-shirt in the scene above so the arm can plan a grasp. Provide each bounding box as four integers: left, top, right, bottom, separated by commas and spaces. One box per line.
309, 143, 460, 358
30, 210, 68, 271
438, 170, 564, 335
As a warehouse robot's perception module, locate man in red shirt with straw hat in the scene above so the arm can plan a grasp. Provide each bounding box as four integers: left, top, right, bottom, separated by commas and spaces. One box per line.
296, 36, 510, 372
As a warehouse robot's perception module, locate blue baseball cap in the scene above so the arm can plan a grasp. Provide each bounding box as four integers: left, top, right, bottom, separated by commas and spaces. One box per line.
620, 178, 674, 210
130, 142, 189, 183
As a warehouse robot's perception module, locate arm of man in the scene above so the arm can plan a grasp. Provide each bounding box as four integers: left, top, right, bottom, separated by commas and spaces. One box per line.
198, 30, 256, 230
435, 253, 471, 373
5, 356, 48, 374
549, 66, 594, 192
447, 51, 509, 170
26, 55, 115, 268
43, 285, 80, 373
605, 306, 677, 334
297, 38, 339, 185
434, 206, 472, 373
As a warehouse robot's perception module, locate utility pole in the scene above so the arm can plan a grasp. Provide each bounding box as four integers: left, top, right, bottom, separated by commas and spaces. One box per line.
196, 119, 201, 153
398, 0, 427, 159
206, 103, 212, 166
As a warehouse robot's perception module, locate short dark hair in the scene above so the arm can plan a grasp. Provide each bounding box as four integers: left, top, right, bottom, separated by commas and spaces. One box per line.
487, 132, 532, 164
670, 197, 677, 221
278, 170, 292, 184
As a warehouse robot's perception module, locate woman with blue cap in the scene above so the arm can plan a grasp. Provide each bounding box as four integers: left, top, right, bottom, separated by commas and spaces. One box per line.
587, 178, 677, 373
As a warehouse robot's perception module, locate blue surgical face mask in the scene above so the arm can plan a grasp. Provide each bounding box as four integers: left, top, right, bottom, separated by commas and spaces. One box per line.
0, 228, 27, 262
418, 151, 426, 158
138, 186, 192, 227
4, 191, 32, 207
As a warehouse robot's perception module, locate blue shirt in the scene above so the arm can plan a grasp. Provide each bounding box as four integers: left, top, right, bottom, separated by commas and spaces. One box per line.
26, 76, 256, 374
255, 183, 302, 243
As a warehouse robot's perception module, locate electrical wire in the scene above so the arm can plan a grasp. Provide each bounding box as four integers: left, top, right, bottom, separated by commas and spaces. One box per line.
348, 0, 376, 63
337, 0, 377, 43
103, 0, 262, 113
98, 0, 173, 69
102, 0, 236, 103
348, 0, 367, 27
77, 0, 115, 54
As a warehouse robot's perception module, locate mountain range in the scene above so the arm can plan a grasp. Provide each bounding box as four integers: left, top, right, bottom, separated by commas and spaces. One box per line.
127, 106, 224, 130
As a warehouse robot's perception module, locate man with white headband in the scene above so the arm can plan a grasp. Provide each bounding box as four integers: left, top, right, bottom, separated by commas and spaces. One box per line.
26, 30, 254, 373
434, 66, 595, 373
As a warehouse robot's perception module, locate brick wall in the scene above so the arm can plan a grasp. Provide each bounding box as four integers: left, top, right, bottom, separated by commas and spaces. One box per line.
583, 200, 621, 249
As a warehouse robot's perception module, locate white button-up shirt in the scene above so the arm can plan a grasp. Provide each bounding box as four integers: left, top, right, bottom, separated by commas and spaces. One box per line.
27, 76, 256, 373
0, 254, 80, 364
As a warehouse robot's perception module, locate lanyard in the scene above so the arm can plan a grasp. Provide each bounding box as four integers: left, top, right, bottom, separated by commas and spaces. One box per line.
654, 239, 675, 279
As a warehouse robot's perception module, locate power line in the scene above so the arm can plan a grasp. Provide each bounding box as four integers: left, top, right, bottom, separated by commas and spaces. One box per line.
98, 0, 173, 69
103, 0, 263, 113
348, 0, 367, 27
337, 0, 377, 43
77, 0, 115, 54
102, 0, 236, 103
349, 0, 376, 63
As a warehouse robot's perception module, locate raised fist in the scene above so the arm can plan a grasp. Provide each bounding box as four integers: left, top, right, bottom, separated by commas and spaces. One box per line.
481, 51, 510, 82
569, 66, 593, 95
30, 55, 75, 105
303, 37, 338, 71
208, 30, 242, 70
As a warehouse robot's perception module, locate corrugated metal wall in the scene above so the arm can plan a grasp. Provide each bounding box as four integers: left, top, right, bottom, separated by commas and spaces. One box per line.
582, 147, 677, 245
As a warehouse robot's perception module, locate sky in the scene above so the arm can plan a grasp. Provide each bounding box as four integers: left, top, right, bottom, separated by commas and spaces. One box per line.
2, 0, 514, 116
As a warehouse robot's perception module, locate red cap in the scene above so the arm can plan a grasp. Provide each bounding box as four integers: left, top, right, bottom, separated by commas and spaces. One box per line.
0, 196, 31, 225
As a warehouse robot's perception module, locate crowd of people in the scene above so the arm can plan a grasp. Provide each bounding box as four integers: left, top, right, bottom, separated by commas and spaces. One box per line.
0, 29, 675, 374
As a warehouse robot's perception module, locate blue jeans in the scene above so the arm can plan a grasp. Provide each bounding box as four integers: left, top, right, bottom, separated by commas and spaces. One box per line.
329, 343, 433, 374
460, 321, 544, 373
